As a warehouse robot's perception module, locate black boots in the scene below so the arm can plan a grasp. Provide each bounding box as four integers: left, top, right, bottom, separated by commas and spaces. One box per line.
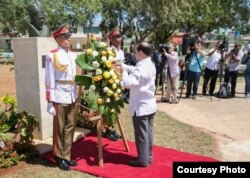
105, 129, 121, 141
55, 156, 78, 171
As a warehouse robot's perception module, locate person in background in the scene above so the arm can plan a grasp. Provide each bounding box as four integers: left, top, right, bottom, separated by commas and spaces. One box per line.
123, 44, 137, 102
161, 44, 180, 103
120, 42, 157, 167
178, 59, 186, 89
241, 50, 250, 98
202, 42, 221, 96
45, 24, 78, 171
224, 44, 244, 97
185, 40, 205, 99
125, 44, 136, 66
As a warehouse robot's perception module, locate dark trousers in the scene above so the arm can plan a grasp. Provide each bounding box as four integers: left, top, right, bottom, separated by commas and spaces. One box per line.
202, 68, 218, 95
245, 70, 250, 95
53, 102, 76, 161
224, 70, 238, 96
186, 70, 201, 96
132, 112, 155, 166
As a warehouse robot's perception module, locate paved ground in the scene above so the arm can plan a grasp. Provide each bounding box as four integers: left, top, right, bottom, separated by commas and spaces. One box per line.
157, 81, 250, 161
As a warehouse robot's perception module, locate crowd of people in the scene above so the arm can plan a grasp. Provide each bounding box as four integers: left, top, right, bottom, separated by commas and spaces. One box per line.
152, 39, 250, 102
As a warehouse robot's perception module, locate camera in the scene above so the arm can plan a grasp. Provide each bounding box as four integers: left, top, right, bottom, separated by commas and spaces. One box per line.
189, 41, 196, 51
218, 38, 228, 52
158, 44, 170, 53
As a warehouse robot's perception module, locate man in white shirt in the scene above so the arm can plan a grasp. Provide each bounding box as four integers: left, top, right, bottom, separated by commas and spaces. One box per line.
121, 42, 157, 167
224, 44, 244, 97
202, 42, 222, 96
161, 44, 180, 103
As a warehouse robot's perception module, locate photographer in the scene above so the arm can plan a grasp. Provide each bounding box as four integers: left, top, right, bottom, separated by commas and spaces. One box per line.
202, 41, 222, 96
241, 50, 250, 98
224, 44, 244, 97
161, 44, 180, 103
186, 40, 205, 99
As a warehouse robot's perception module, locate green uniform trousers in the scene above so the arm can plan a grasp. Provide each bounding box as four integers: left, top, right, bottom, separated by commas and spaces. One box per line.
53, 102, 76, 161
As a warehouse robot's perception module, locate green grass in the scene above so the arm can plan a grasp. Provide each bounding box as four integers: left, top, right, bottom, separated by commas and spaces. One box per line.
1, 105, 218, 178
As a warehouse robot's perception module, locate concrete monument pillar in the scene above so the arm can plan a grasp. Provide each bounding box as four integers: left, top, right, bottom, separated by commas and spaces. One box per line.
13, 37, 57, 140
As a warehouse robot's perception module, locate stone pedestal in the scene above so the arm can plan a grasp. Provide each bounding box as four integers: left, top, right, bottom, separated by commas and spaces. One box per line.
13, 37, 57, 140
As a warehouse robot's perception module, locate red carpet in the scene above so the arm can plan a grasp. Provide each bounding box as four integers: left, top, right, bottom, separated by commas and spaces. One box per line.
43, 132, 218, 178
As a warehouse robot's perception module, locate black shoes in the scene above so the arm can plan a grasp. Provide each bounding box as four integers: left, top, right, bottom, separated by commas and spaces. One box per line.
111, 130, 121, 139
55, 157, 78, 171
128, 160, 148, 167
55, 157, 70, 171
64, 159, 78, 166
105, 129, 121, 141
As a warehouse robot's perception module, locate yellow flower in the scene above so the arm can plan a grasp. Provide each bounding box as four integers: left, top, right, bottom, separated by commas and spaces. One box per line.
93, 75, 103, 81
97, 98, 103, 105
112, 74, 117, 80
103, 71, 111, 79
101, 51, 107, 56
107, 50, 115, 57
86, 48, 92, 55
108, 78, 115, 84
112, 83, 117, 89
91, 34, 96, 41
105, 60, 112, 68
107, 90, 113, 96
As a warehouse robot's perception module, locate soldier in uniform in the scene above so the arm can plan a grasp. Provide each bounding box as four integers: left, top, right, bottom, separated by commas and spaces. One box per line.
109, 27, 125, 62
102, 27, 125, 141
45, 24, 78, 171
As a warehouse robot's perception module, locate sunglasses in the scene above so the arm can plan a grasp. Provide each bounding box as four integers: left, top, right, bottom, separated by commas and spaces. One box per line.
113, 34, 122, 38
60, 33, 71, 39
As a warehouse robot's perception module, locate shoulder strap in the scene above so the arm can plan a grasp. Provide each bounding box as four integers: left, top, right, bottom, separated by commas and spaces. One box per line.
53, 52, 67, 71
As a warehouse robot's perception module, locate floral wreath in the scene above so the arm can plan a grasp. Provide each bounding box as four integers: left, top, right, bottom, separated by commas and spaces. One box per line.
75, 34, 125, 126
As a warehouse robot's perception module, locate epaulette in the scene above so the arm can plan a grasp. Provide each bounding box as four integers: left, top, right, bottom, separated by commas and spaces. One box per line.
50, 49, 58, 53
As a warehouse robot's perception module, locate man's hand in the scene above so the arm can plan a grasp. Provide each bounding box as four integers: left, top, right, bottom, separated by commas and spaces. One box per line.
47, 102, 56, 116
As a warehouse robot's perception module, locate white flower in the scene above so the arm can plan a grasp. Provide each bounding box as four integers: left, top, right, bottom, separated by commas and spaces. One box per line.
101, 56, 107, 61
115, 79, 120, 84
103, 87, 109, 93
106, 47, 112, 51
92, 51, 99, 57
108, 55, 115, 61
105, 97, 110, 103
100, 42, 107, 48
92, 61, 100, 68
96, 68, 102, 75
116, 88, 121, 94
109, 69, 115, 76
89, 85, 96, 91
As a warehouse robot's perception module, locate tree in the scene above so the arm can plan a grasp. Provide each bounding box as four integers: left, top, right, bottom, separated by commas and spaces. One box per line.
0, 0, 101, 36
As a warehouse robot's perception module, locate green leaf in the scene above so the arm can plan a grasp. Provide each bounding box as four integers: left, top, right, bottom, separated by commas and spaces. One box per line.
76, 53, 95, 71
21, 128, 28, 137
75, 75, 93, 89
85, 91, 98, 111
89, 40, 96, 51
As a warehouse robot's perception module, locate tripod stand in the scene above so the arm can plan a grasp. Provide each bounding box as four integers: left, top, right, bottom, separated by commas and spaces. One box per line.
160, 53, 177, 104
216, 50, 228, 100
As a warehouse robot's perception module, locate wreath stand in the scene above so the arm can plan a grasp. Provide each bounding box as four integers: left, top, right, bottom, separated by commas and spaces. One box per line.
75, 73, 130, 167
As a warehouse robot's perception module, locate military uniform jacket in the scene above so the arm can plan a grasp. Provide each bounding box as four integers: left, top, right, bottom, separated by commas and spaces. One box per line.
45, 47, 77, 104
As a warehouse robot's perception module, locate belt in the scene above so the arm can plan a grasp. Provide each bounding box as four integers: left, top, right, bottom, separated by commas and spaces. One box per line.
55, 80, 75, 85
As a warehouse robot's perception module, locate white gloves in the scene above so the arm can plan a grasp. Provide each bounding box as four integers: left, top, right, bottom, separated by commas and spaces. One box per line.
47, 102, 56, 116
